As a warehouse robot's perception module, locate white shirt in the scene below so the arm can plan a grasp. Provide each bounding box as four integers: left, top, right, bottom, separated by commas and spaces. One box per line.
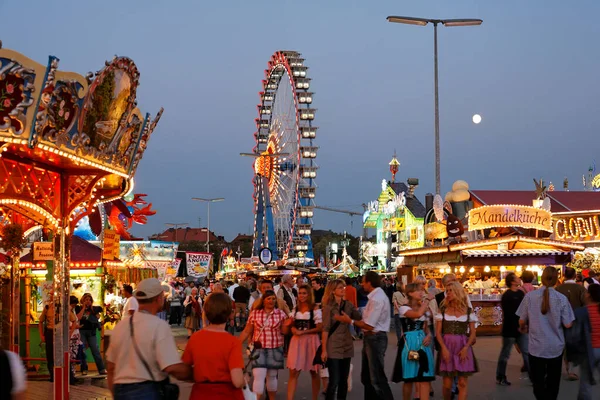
584, 277, 600, 290
106, 311, 181, 384
362, 287, 390, 333
277, 285, 297, 309
228, 283, 239, 300
123, 296, 139, 315
463, 280, 483, 289
273, 284, 281, 294
5, 350, 26, 394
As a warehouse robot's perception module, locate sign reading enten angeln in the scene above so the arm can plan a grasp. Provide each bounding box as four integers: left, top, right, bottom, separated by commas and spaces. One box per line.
468, 205, 552, 232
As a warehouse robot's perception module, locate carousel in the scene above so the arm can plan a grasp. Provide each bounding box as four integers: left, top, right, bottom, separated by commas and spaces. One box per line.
0, 43, 161, 398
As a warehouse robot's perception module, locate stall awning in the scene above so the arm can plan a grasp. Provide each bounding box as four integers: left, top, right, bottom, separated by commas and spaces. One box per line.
462, 249, 571, 258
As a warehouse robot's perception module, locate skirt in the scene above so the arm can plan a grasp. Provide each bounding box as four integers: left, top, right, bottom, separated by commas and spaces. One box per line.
286, 333, 320, 371
185, 315, 200, 330
252, 347, 285, 370
392, 330, 435, 383
435, 334, 479, 377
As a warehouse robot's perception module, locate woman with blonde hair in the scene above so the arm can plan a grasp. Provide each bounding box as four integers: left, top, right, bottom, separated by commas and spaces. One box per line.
435, 282, 478, 400
285, 284, 322, 400
321, 279, 361, 400
392, 283, 435, 400
516, 267, 574, 400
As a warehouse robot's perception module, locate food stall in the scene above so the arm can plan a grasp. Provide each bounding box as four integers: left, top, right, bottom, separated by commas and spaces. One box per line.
399, 200, 584, 335
19, 236, 122, 376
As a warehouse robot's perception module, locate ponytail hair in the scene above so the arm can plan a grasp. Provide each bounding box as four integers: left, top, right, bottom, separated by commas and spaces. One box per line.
541, 267, 558, 315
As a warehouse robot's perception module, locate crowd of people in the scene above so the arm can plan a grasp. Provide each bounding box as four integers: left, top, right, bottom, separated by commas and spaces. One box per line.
5, 265, 598, 400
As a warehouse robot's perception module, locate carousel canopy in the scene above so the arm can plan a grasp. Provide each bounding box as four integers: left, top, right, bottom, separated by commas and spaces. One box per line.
20, 236, 121, 267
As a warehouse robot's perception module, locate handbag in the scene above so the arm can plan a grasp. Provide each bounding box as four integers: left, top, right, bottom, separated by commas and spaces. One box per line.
313, 300, 346, 366
246, 312, 272, 356
242, 379, 257, 400
129, 316, 180, 400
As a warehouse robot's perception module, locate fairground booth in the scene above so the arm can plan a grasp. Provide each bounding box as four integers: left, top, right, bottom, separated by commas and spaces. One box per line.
361, 154, 427, 273
0, 44, 162, 399
397, 181, 588, 335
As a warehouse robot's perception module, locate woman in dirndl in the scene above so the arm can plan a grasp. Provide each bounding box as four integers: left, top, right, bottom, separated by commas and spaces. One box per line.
240, 289, 291, 400
392, 283, 435, 400
435, 281, 479, 400
285, 284, 323, 400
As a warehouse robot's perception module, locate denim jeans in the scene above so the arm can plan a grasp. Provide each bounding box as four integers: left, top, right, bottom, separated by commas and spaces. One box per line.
578, 347, 600, 400
529, 354, 562, 400
496, 334, 530, 379
326, 358, 352, 400
80, 329, 105, 372
361, 332, 393, 400
114, 381, 162, 400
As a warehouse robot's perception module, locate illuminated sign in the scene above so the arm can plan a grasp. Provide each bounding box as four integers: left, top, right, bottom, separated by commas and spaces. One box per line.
33, 242, 54, 261
468, 205, 552, 232
554, 214, 600, 242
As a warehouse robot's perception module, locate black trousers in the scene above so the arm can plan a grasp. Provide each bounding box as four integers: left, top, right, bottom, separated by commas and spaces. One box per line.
169, 306, 182, 325
361, 332, 394, 400
45, 329, 54, 381
326, 357, 352, 400
529, 354, 562, 400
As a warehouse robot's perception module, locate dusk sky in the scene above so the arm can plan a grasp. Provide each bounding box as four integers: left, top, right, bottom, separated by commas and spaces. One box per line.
3, 0, 600, 241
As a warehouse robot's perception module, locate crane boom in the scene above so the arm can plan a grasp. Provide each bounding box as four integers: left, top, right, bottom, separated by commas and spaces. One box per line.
314, 205, 362, 216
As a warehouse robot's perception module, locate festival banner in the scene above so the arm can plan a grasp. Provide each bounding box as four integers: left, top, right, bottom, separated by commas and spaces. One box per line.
153, 261, 171, 281
186, 252, 212, 278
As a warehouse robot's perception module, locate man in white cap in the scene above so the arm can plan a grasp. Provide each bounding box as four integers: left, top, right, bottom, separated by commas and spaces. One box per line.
106, 278, 191, 398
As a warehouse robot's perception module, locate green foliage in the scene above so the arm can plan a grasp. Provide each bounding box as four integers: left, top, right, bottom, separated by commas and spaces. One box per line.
1, 223, 27, 257
83, 70, 115, 144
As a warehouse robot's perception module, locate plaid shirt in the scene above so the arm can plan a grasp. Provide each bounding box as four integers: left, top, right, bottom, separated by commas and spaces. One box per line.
248, 308, 287, 349
516, 287, 575, 358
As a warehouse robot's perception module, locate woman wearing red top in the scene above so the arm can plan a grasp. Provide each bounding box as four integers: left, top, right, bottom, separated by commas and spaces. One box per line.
182, 292, 245, 400
240, 289, 291, 399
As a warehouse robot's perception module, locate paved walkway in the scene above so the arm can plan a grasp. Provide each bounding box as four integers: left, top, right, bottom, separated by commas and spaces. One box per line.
25, 326, 600, 399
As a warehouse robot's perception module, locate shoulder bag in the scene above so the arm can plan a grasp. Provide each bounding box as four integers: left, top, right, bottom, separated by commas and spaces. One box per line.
129, 316, 179, 400
313, 300, 346, 366
246, 311, 272, 356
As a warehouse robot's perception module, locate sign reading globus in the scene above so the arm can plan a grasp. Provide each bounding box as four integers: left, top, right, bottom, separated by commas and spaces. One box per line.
468, 205, 553, 232
553, 213, 600, 242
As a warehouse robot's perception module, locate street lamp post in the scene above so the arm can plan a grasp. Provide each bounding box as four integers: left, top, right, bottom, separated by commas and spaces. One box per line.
191, 197, 225, 252
387, 16, 482, 195
165, 222, 188, 243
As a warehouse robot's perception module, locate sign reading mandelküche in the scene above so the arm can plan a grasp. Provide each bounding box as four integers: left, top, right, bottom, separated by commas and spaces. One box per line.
468, 205, 553, 232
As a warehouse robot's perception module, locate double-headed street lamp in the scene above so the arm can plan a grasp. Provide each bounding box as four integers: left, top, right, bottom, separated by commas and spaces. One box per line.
191, 197, 225, 252
165, 222, 188, 243
387, 16, 482, 195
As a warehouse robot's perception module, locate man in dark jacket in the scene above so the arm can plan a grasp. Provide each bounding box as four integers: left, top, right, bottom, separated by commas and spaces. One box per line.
496, 273, 529, 385
557, 267, 586, 380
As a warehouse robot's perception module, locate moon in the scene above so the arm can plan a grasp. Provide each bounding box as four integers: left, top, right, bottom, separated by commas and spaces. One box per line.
472, 114, 482, 124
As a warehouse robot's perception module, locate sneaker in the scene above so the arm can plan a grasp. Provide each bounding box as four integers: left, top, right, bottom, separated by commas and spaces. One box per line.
98, 370, 108, 375
81, 371, 87, 376
496, 378, 511, 386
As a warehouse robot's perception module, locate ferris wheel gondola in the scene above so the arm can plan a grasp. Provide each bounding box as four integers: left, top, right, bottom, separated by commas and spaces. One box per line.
248, 50, 318, 263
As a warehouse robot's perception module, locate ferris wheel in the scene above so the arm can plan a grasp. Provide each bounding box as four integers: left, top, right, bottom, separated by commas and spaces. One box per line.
246, 50, 318, 262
